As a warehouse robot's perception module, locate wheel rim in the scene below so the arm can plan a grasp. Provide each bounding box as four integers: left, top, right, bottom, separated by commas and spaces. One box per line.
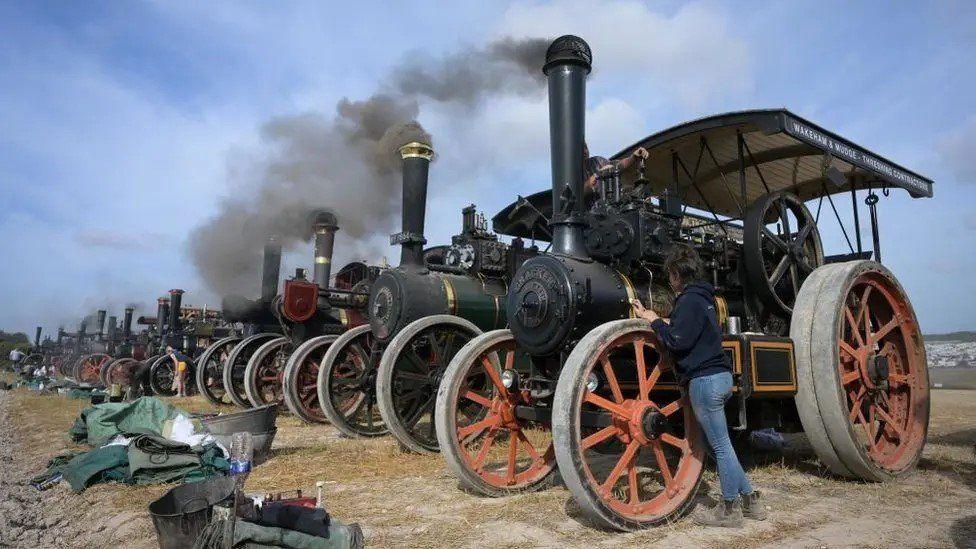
151, 357, 175, 395
837, 271, 926, 471
79, 354, 110, 385
449, 337, 554, 490
572, 332, 703, 522
200, 341, 238, 405
327, 332, 383, 436
389, 325, 472, 451
253, 343, 288, 405
285, 339, 332, 423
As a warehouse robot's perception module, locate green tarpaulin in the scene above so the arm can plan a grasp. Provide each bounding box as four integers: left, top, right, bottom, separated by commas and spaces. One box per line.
69, 396, 186, 446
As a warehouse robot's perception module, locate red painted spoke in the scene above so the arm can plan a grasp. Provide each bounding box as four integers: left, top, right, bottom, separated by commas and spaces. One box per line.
628, 462, 640, 505
461, 389, 492, 408
660, 432, 688, 452
848, 387, 866, 423
871, 317, 899, 345
646, 364, 662, 395
515, 430, 542, 464
634, 340, 649, 399
839, 339, 860, 361
858, 285, 873, 323
480, 357, 509, 398
260, 375, 278, 382
584, 392, 630, 419
841, 369, 859, 385
600, 441, 639, 496
458, 413, 501, 442
471, 430, 497, 471
651, 440, 674, 494
844, 306, 865, 347
504, 350, 515, 371
581, 425, 620, 450
601, 357, 625, 403
888, 372, 912, 386
506, 433, 519, 484
874, 406, 904, 440
659, 399, 681, 417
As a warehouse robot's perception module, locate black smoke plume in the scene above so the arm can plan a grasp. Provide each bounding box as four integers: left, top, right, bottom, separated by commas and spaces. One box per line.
188, 38, 548, 297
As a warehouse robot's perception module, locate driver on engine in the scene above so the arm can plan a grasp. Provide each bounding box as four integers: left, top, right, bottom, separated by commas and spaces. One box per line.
582, 142, 648, 200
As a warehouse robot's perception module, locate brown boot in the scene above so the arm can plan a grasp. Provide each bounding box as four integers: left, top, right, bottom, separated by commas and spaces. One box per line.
693, 499, 743, 528
742, 490, 768, 520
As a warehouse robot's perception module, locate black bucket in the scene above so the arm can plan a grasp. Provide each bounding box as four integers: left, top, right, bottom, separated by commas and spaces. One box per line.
148, 477, 235, 549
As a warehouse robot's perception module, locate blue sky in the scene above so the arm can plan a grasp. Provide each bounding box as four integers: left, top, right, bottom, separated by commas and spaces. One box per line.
1, 0, 974, 337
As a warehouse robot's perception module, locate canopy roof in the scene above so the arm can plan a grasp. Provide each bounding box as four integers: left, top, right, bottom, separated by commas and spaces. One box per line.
493, 108, 933, 239
612, 109, 933, 215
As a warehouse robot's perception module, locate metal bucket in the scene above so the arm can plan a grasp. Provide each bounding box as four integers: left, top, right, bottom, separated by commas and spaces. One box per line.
148, 476, 235, 549
202, 404, 278, 435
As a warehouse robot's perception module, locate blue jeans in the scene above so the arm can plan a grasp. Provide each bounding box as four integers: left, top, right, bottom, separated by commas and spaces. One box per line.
689, 371, 753, 501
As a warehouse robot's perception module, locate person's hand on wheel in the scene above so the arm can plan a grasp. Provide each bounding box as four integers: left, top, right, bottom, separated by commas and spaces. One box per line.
631, 299, 659, 323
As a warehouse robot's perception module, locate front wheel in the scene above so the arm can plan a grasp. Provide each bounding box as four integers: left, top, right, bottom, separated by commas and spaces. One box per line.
435, 329, 556, 497
553, 319, 704, 531
148, 355, 176, 396
195, 336, 242, 406
282, 335, 338, 424
318, 325, 385, 437
377, 315, 481, 454
244, 338, 292, 408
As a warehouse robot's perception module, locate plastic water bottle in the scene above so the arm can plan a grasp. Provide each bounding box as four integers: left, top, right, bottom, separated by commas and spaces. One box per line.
229, 431, 254, 483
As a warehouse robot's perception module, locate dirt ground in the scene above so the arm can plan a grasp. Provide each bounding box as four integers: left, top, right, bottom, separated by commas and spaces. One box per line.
1, 385, 973, 549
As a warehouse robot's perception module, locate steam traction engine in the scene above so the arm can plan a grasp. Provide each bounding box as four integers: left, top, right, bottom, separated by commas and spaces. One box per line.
435, 36, 931, 530
316, 141, 537, 452
244, 212, 376, 413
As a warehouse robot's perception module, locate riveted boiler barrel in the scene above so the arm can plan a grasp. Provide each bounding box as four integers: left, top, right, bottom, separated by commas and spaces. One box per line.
368, 269, 506, 342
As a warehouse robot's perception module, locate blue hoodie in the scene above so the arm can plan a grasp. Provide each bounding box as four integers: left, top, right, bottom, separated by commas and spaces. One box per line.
650, 281, 731, 385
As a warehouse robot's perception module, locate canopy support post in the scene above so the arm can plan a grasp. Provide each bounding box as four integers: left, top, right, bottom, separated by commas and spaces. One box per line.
737, 132, 747, 208
866, 188, 882, 263
850, 185, 863, 253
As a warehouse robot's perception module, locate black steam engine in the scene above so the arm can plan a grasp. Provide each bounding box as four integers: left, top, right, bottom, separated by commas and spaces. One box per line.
435, 35, 931, 532
315, 140, 538, 451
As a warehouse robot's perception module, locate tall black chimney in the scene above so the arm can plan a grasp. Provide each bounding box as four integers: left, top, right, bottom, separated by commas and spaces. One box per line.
76, 319, 87, 353
123, 307, 134, 339
543, 35, 592, 258
155, 297, 169, 336
261, 236, 282, 303
34, 327, 42, 348
394, 141, 434, 268
57, 328, 64, 345
169, 289, 184, 334
313, 212, 339, 292
106, 316, 118, 342
96, 309, 107, 339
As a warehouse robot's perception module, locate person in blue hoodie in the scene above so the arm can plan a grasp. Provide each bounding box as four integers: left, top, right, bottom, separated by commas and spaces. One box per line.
631, 244, 767, 528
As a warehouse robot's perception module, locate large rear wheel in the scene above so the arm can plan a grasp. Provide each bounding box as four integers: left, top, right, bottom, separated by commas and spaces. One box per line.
148, 355, 176, 396
77, 353, 112, 386
195, 336, 241, 406
282, 336, 339, 424
554, 319, 704, 531
318, 326, 384, 437
435, 329, 556, 496
792, 260, 928, 481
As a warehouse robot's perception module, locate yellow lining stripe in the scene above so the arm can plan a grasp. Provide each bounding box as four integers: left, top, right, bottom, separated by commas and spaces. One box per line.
618, 272, 637, 319
442, 277, 457, 315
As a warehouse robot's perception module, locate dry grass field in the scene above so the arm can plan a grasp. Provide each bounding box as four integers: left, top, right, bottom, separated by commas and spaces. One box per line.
2, 384, 974, 548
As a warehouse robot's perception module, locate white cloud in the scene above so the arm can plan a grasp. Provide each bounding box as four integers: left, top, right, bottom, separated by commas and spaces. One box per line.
496, 0, 753, 107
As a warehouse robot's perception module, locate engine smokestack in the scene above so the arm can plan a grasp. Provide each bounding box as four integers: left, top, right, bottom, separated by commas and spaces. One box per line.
34, 327, 42, 348
543, 35, 591, 258
313, 212, 339, 294
262, 237, 282, 303
155, 297, 169, 336
96, 309, 107, 338
169, 289, 185, 334
394, 141, 434, 268
123, 307, 134, 339
107, 316, 118, 342
57, 328, 64, 345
